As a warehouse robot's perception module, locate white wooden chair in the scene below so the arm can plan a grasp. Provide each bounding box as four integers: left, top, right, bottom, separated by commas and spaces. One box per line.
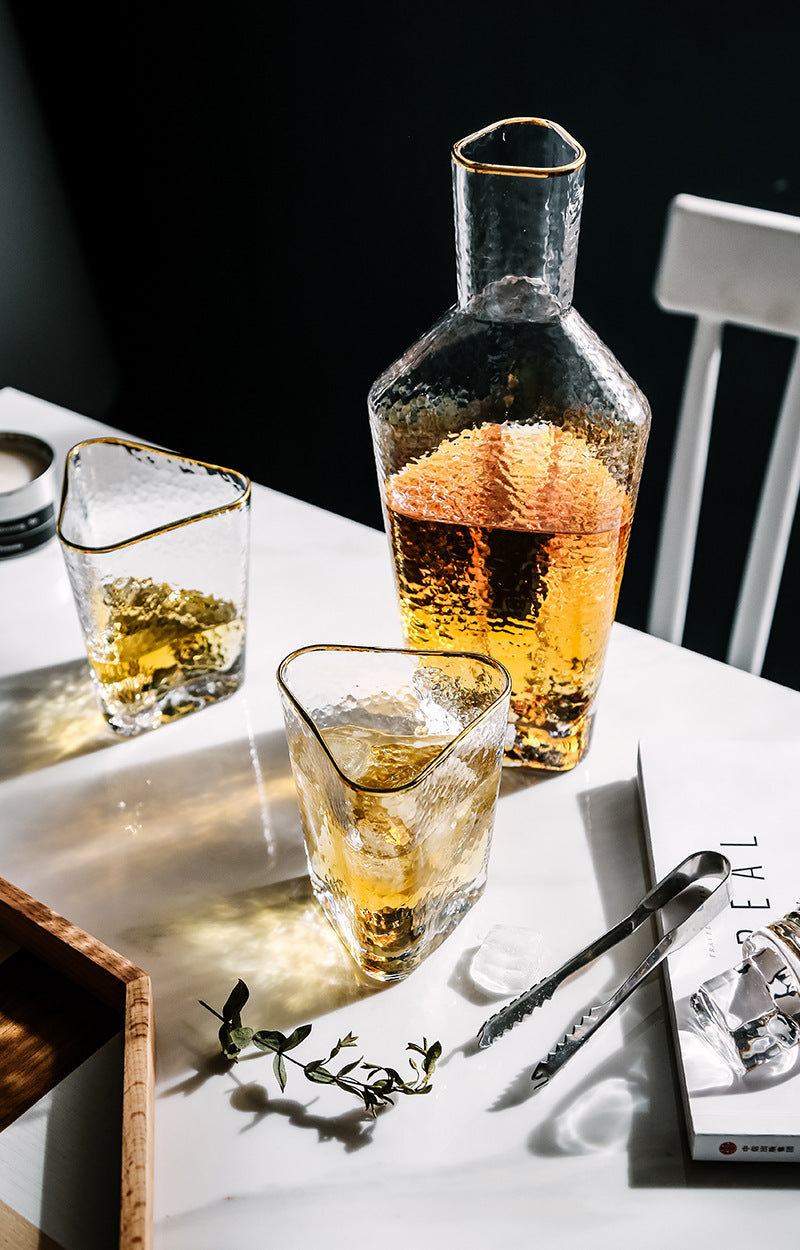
648, 193, 800, 674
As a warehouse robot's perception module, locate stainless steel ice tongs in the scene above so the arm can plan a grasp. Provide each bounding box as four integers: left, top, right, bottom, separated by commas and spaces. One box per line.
477, 850, 731, 1092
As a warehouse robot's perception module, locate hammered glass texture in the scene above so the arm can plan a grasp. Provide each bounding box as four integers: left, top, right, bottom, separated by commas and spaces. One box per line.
58, 439, 250, 735
368, 118, 651, 771
453, 118, 584, 318
278, 646, 511, 982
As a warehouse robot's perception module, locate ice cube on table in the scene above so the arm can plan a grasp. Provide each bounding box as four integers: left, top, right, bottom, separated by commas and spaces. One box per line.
470, 924, 548, 995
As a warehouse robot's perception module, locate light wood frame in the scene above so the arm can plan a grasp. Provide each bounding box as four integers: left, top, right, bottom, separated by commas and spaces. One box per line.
0, 875, 154, 1249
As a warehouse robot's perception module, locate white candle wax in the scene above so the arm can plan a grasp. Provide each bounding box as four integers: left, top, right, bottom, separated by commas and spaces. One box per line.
0, 448, 43, 493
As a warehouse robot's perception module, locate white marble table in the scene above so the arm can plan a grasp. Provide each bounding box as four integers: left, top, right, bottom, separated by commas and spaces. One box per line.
2, 387, 799, 1248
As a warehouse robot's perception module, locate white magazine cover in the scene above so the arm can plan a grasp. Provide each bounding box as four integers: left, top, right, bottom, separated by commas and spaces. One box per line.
637, 738, 800, 1161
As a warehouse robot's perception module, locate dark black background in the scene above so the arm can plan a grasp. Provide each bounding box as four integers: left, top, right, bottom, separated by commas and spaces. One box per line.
4, 1, 799, 685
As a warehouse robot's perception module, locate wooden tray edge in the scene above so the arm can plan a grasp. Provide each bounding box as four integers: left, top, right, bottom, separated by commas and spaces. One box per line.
0, 875, 154, 1250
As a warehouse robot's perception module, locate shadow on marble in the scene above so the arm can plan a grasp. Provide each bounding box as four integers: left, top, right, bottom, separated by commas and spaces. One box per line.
439, 780, 653, 1126
577, 777, 649, 924
518, 1007, 657, 1147
0, 656, 115, 780
228, 1079, 378, 1151
498, 766, 552, 800
172, 1060, 379, 1151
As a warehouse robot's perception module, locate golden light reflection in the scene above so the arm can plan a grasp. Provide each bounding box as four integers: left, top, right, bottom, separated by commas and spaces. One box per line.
0, 657, 112, 779
176, 879, 371, 1019
242, 698, 274, 858
124, 877, 381, 1080
0, 671, 379, 1084
12, 730, 297, 897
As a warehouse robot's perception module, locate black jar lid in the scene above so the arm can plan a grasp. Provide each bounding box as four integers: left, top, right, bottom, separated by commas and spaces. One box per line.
0, 432, 57, 559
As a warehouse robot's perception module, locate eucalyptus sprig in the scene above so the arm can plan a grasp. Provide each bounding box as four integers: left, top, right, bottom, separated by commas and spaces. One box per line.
200, 979, 442, 1117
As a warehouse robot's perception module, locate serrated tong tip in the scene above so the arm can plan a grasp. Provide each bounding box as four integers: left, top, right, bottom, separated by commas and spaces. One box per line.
476, 850, 732, 1089
476, 977, 556, 1048
530, 1064, 551, 1092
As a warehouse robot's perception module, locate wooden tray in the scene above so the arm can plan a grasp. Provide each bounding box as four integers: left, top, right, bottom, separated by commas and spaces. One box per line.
0, 876, 154, 1249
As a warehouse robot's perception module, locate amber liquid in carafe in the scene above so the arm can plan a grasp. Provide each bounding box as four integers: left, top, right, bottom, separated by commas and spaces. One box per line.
385, 421, 631, 769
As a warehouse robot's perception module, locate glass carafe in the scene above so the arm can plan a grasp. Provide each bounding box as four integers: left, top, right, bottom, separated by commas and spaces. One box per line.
368, 118, 651, 770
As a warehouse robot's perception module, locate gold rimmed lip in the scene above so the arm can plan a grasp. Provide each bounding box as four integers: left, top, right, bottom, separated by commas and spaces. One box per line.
453, 117, 586, 178
57, 437, 251, 554
277, 643, 512, 795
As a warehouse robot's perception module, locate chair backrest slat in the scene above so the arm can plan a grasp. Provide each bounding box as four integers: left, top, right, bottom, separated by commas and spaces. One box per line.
727, 345, 800, 673
648, 316, 722, 646
649, 194, 800, 674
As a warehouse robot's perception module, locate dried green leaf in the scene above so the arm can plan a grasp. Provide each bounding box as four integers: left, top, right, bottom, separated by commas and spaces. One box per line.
221, 979, 249, 1025
305, 1065, 335, 1084
252, 1029, 287, 1053
337, 1059, 362, 1077
283, 1024, 313, 1051
273, 1052, 287, 1092
361, 1088, 381, 1113
424, 1041, 442, 1075
229, 1026, 255, 1050
206, 982, 440, 1113
219, 1025, 241, 1061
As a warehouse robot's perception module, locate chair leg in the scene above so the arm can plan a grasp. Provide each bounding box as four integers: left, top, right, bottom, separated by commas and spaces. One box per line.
648, 317, 722, 645
728, 341, 800, 674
